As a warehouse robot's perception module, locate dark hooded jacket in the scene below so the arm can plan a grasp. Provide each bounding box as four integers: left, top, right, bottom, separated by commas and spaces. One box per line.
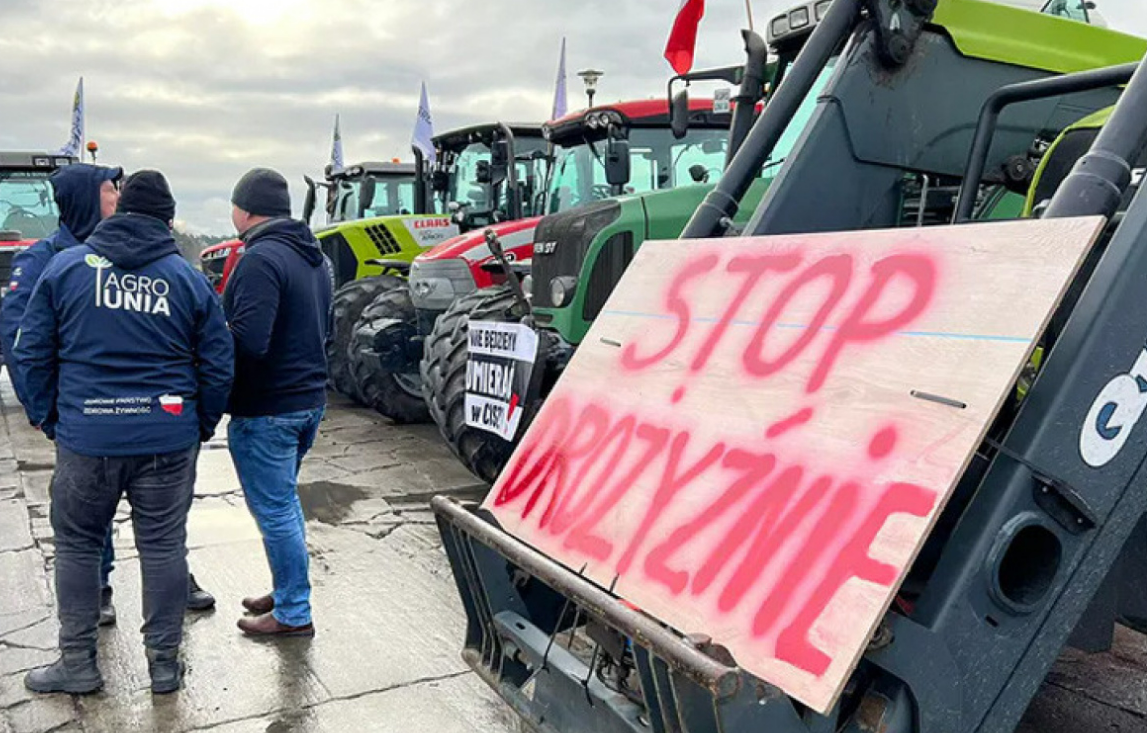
14, 213, 234, 456
1, 164, 119, 400
222, 217, 332, 417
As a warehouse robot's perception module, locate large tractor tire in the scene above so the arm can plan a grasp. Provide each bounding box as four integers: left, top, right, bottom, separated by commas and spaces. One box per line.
422, 283, 540, 484
328, 275, 404, 402
347, 283, 431, 424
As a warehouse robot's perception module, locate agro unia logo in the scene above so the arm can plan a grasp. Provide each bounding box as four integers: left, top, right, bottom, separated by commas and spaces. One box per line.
86, 254, 171, 317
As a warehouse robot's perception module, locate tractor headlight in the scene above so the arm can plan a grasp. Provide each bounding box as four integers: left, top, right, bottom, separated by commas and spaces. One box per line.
522, 275, 534, 301
412, 277, 455, 300
550, 276, 578, 308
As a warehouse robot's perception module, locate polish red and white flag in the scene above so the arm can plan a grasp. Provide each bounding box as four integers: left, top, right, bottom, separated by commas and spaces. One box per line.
664, 0, 706, 75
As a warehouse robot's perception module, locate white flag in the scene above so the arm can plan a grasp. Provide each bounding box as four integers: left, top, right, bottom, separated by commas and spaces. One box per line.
552, 38, 568, 121
411, 82, 437, 165
330, 114, 345, 172
57, 77, 84, 158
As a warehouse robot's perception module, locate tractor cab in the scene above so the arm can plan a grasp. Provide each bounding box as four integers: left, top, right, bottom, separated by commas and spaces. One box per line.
0, 152, 75, 290
307, 160, 422, 226
427, 123, 549, 231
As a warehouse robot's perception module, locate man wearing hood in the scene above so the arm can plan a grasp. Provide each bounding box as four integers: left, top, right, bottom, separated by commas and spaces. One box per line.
224, 168, 332, 639
15, 171, 234, 695
1, 164, 217, 629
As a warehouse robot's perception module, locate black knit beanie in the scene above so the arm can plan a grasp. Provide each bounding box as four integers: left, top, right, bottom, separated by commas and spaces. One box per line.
231, 168, 291, 218
117, 170, 176, 223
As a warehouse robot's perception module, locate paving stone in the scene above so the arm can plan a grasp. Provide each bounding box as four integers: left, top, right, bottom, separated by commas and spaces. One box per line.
0, 645, 56, 677
203, 674, 517, 733
1, 619, 56, 653
192, 450, 240, 498
0, 501, 32, 553
17, 474, 49, 510
5, 697, 76, 733
0, 551, 50, 618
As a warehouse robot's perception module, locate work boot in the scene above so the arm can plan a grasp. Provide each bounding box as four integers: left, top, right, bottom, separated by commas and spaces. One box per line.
146, 647, 184, 694
24, 651, 103, 695
187, 573, 215, 612
99, 586, 117, 627
242, 594, 274, 615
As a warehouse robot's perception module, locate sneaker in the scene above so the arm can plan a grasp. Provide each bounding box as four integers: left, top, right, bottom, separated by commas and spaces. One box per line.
24, 652, 104, 695
99, 586, 117, 627
187, 573, 216, 612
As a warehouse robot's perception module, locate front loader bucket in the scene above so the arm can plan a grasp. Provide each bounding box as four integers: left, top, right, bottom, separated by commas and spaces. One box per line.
433, 496, 818, 733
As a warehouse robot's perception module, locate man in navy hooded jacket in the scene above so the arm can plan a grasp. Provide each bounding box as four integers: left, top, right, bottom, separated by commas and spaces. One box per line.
1, 164, 217, 628
15, 171, 233, 695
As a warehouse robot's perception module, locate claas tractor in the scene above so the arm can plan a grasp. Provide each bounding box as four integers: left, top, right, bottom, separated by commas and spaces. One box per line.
431, 1, 1147, 732
345, 99, 737, 423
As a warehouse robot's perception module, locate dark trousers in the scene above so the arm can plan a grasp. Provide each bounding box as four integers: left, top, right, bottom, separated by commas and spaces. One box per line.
50, 444, 197, 653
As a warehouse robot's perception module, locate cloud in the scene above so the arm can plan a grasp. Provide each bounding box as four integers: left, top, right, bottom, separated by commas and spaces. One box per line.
1, 0, 1145, 234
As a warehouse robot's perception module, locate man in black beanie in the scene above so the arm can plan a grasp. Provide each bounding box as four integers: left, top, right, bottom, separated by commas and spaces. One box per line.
16, 170, 234, 695
224, 167, 332, 638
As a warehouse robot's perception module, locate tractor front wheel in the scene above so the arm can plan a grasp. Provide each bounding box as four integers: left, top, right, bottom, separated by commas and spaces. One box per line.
421, 284, 546, 484
348, 283, 431, 424
329, 275, 406, 403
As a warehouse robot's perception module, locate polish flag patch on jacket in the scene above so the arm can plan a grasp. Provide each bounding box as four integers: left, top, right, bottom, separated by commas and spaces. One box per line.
159, 395, 184, 416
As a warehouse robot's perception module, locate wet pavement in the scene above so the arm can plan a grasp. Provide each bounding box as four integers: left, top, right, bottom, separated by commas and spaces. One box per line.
0, 376, 1145, 732
0, 378, 518, 733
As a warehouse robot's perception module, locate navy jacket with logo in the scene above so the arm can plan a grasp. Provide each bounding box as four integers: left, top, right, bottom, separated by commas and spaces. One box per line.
223, 218, 332, 417
0, 164, 110, 399
14, 213, 234, 456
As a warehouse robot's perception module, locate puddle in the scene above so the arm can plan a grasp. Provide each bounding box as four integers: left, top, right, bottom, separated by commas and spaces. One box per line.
296, 481, 369, 525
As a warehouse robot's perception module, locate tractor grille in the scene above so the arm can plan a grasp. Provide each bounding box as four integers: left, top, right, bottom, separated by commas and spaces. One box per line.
531, 200, 621, 309
582, 232, 634, 321
364, 224, 403, 256
200, 253, 226, 290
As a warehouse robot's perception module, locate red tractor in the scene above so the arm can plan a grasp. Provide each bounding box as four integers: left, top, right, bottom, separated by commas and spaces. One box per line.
0, 152, 77, 288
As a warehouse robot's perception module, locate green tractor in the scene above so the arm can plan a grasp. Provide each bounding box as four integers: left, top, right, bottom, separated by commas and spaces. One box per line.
347, 99, 741, 423
422, 0, 1141, 484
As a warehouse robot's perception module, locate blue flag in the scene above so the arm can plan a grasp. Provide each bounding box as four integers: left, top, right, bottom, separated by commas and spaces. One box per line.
552, 38, 568, 120
330, 114, 345, 172
57, 78, 84, 158
412, 82, 437, 165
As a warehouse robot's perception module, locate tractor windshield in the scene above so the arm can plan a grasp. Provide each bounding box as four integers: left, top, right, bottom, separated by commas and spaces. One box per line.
545, 127, 729, 214
0, 170, 57, 241
330, 173, 419, 224
441, 137, 550, 221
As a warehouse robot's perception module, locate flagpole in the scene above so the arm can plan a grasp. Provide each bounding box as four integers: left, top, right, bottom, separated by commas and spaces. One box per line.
744, 0, 754, 31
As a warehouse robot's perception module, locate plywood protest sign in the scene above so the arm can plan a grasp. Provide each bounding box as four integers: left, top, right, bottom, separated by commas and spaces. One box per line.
483, 217, 1104, 713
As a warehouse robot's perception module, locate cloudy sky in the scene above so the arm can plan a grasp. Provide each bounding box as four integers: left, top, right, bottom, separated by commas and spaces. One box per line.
2, 0, 1146, 235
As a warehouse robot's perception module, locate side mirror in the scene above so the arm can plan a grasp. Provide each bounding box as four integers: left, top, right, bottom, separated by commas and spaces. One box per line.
476, 160, 493, 184
491, 139, 511, 168
670, 89, 690, 140
432, 170, 450, 192
359, 176, 377, 218
605, 136, 631, 187
302, 175, 317, 225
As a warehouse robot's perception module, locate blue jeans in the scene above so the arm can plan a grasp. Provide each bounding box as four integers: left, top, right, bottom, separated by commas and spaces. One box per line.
228, 407, 323, 627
